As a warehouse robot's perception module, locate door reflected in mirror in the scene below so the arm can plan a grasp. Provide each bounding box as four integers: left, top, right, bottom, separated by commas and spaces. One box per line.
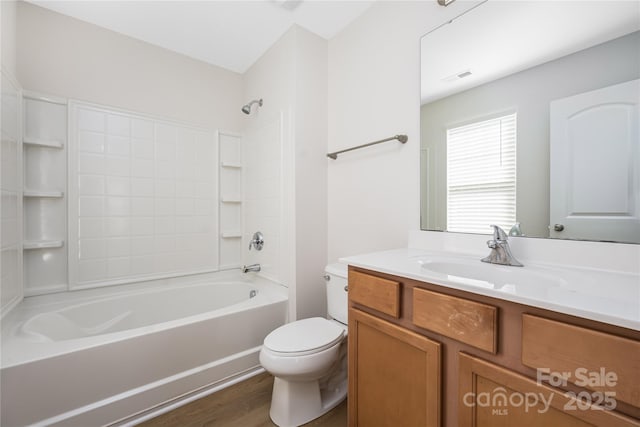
420, 1, 640, 243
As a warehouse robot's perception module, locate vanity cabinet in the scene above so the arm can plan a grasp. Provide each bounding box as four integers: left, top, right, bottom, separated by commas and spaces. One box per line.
348, 308, 441, 427
347, 267, 640, 427
348, 270, 441, 426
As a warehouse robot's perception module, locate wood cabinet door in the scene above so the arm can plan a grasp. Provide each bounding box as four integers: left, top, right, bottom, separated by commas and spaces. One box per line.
458, 352, 640, 427
348, 308, 441, 427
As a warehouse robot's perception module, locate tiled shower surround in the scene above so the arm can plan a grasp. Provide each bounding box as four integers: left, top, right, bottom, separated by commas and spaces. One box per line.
70, 103, 219, 288
4, 86, 284, 299
0, 71, 23, 311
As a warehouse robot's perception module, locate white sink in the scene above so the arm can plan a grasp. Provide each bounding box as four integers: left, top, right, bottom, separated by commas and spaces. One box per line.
416, 257, 567, 291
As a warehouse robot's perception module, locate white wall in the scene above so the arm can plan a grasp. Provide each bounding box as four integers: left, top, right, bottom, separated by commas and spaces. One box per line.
16, 1, 243, 132
293, 28, 328, 320
243, 26, 328, 320
329, 1, 640, 268
1, 0, 17, 77
327, 1, 481, 261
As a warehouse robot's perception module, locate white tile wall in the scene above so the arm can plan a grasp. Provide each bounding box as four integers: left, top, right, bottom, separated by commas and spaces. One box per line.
70, 103, 218, 288
243, 117, 283, 282
1, 71, 23, 313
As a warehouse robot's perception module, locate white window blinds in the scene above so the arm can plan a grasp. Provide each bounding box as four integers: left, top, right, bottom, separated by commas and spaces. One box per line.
446, 113, 517, 234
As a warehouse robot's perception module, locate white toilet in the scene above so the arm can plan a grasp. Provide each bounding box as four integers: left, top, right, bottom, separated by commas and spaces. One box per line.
259, 263, 348, 427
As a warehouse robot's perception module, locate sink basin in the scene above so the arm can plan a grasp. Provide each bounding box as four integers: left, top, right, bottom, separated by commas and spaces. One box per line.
416, 258, 567, 290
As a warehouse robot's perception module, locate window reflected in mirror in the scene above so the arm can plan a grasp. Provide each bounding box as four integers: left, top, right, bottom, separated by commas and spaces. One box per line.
446, 112, 516, 234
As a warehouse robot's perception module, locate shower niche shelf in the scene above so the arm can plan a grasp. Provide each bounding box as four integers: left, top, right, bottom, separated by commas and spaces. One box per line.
23, 136, 64, 149
23, 240, 64, 250
221, 161, 242, 169
23, 190, 64, 198
22, 91, 69, 296
218, 131, 243, 269
220, 231, 242, 238
220, 196, 242, 203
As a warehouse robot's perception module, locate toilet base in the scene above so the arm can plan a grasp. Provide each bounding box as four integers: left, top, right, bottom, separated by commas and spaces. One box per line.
269, 376, 347, 427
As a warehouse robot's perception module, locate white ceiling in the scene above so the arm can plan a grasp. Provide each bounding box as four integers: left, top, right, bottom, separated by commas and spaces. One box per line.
421, 1, 640, 104
27, 0, 375, 74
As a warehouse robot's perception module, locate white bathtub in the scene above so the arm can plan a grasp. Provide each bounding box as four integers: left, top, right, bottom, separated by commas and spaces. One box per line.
0, 270, 288, 426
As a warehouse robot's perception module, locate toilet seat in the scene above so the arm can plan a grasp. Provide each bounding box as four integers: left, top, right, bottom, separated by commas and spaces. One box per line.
263, 317, 345, 357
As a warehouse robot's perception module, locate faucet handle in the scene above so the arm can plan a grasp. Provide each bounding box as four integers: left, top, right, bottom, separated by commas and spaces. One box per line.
248, 231, 264, 251
489, 225, 508, 241
486, 239, 498, 249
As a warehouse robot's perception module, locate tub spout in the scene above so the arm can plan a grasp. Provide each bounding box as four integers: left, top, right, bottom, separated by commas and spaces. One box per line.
242, 263, 261, 273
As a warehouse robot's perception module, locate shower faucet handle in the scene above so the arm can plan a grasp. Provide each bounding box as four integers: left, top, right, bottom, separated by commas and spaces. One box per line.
248, 231, 264, 251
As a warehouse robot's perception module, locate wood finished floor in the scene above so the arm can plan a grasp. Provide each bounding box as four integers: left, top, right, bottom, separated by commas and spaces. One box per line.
139, 372, 347, 427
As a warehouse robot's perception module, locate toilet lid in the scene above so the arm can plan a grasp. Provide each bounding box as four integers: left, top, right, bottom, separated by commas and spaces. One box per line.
263, 317, 345, 354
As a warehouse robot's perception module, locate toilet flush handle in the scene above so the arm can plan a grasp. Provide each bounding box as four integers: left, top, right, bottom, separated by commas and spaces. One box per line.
323, 274, 347, 291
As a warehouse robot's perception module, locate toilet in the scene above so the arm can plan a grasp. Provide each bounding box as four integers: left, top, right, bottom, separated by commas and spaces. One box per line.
259, 263, 348, 427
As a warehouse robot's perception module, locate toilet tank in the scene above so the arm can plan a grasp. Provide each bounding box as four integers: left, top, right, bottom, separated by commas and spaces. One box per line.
325, 263, 348, 324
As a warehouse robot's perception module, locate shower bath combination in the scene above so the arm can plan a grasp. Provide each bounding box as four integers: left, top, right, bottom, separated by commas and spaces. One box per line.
242, 98, 263, 114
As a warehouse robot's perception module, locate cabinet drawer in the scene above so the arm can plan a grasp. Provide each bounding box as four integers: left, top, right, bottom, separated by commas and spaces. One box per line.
522, 314, 640, 409
460, 352, 640, 427
349, 270, 400, 318
413, 288, 498, 353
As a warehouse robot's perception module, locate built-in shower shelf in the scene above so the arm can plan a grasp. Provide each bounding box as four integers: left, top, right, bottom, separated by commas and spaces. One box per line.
23, 240, 65, 250
218, 132, 243, 270
220, 196, 242, 203
221, 231, 242, 238
23, 189, 64, 198
22, 92, 69, 297
23, 136, 64, 149
221, 161, 242, 169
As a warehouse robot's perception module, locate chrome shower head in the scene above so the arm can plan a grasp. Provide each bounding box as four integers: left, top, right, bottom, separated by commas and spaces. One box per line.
241, 98, 263, 115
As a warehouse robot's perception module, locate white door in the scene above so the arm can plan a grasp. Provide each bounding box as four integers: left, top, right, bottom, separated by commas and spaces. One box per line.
550, 79, 639, 243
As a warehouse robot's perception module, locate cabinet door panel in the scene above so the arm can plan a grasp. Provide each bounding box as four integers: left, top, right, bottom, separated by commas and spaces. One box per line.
459, 352, 640, 427
348, 308, 441, 427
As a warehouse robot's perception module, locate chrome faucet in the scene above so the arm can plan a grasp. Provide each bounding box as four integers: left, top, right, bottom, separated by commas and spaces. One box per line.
481, 225, 523, 267
242, 263, 261, 273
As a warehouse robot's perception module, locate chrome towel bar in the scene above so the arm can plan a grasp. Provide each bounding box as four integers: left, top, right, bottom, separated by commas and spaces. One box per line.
327, 134, 408, 159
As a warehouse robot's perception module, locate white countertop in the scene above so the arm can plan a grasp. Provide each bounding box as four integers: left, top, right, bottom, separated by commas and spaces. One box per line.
341, 248, 640, 331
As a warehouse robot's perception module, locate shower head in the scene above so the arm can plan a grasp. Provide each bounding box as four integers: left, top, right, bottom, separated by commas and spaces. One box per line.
241, 98, 263, 115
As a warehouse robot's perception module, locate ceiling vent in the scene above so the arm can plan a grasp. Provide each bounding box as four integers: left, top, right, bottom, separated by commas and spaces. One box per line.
442, 69, 473, 82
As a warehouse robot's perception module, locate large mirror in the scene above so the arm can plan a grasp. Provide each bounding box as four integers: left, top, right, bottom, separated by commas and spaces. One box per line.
420, 1, 640, 243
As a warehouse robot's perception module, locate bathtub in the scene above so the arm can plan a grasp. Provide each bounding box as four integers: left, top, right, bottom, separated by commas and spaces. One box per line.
0, 270, 288, 426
